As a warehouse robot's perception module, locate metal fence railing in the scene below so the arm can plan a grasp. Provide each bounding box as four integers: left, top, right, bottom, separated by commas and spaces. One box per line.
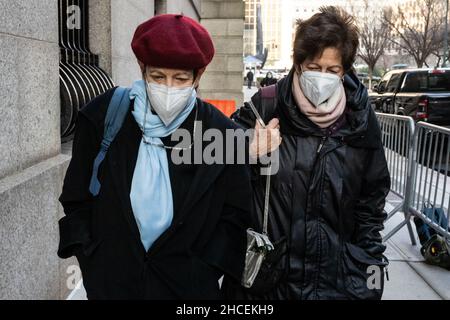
377, 113, 417, 245
376, 113, 450, 244
409, 122, 450, 241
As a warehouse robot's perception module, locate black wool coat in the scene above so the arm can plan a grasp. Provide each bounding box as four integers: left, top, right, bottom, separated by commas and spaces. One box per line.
58, 88, 252, 300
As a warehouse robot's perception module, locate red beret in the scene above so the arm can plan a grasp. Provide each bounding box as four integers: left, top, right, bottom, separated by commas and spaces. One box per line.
131, 14, 215, 70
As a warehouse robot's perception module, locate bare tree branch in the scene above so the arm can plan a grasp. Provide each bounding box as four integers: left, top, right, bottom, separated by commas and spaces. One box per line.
383, 0, 445, 68
351, 0, 391, 88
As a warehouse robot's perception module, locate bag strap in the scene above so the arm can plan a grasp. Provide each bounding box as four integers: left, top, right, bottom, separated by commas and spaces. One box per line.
89, 87, 131, 196
262, 167, 271, 235
247, 98, 272, 236
260, 84, 278, 235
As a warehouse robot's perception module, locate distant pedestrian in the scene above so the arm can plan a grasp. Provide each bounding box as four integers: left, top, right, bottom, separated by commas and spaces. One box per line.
260, 72, 278, 87
246, 70, 254, 89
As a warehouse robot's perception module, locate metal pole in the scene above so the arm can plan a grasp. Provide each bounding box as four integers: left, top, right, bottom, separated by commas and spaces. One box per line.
444, 0, 449, 67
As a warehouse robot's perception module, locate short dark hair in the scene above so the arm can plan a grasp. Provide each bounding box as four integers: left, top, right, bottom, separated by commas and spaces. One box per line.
293, 6, 359, 72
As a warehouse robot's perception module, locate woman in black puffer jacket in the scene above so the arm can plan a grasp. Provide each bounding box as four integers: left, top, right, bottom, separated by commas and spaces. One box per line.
227, 6, 390, 300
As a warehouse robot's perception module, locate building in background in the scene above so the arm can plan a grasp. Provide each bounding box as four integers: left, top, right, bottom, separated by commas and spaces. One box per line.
154, 0, 201, 17
290, 0, 437, 70
244, 0, 292, 69
243, 0, 421, 70
244, 0, 362, 69
199, 0, 245, 105
0, 0, 244, 300
243, 0, 259, 57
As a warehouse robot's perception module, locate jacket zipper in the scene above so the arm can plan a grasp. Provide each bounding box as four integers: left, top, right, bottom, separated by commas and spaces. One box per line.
383, 256, 390, 281
312, 135, 328, 298
306, 135, 347, 297
313, 164, 324, 298
385, 265, 390, 281
312, 135, 346, 296
317, 136, 327, 154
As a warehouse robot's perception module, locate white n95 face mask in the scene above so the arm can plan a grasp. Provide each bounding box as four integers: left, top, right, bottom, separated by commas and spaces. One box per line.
299, 69, 342, 107
146, 82, 194, 126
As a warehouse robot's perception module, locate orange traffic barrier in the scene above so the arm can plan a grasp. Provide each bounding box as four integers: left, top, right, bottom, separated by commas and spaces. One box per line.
204, 99, 237, 118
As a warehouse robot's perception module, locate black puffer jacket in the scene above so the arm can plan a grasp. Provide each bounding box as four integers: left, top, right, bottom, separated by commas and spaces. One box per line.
230, 69, 390, 300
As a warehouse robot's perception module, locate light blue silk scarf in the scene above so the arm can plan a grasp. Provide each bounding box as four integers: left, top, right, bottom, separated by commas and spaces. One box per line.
129, 80, 196, 251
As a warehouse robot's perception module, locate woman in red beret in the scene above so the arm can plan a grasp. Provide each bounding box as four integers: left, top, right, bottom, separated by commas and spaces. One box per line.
57, 14, 251, 300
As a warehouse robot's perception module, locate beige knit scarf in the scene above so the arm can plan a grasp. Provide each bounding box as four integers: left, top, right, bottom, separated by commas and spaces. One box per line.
292, 71, 346, 129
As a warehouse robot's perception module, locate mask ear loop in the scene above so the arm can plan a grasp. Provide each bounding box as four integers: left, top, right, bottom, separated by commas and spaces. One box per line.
142, 68, 156, 115
141, 69, 150, 135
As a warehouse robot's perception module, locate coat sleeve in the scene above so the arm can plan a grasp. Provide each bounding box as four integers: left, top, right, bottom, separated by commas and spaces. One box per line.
352, 135, 391, 259
57, 112, 101, 259
200, 162, 253, 282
